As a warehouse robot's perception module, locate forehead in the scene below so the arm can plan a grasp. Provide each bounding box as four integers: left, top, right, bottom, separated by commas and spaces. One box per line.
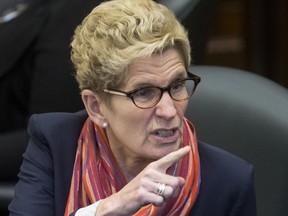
123, 49, 186, 88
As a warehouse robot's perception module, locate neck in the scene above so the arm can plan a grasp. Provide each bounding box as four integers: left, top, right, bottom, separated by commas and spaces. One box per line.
120, 159, 150, 182
110, 145, 153, 182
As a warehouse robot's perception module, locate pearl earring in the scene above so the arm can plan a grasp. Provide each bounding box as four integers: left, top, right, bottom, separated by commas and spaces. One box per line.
103, 122, 108, 128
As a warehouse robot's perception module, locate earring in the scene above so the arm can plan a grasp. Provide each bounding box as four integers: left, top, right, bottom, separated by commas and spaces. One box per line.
102, 122, 108, 128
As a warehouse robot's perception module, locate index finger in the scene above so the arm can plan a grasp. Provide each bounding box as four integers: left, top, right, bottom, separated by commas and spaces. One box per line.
155, 146, 191, 171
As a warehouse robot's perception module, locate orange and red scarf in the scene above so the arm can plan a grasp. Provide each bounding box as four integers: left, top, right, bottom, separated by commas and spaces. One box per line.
65, 117, 200, 216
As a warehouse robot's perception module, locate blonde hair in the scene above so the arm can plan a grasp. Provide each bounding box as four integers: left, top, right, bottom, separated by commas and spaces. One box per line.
71, 0, 191, 92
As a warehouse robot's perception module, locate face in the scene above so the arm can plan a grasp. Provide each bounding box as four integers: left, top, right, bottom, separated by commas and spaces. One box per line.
102, 48, 188, 163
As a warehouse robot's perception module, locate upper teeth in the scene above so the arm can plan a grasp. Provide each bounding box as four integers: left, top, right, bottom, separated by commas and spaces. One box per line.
156, 130, 174, 137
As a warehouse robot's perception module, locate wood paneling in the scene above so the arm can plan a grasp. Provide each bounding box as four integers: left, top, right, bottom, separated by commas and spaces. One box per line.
202, 0, 288, 88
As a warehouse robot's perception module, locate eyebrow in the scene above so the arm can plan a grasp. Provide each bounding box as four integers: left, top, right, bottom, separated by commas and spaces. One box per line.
129, 71, 187, 90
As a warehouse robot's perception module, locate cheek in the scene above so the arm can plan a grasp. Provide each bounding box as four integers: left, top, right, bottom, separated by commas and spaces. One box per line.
121, 110, 151, 133
109, 104, 151, 135
109, 110, 152, 149
177, 101, 188, 117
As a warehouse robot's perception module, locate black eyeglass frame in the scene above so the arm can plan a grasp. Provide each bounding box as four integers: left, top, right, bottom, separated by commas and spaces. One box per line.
103, 71, 201, 109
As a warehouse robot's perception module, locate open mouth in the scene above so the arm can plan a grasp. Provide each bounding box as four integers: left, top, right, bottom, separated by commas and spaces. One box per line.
152, 128, 180, 144
154, 129, 176, 137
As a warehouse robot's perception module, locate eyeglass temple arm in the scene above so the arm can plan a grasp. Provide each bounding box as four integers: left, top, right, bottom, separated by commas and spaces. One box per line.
188, 71, 201, 84
103, 89, 127, 96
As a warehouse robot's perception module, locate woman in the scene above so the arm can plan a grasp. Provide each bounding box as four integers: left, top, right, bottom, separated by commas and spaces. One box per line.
9, 0, 256, 215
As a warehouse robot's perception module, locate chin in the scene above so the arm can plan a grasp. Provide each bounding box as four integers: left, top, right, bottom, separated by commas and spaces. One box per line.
153, 142, 181, 159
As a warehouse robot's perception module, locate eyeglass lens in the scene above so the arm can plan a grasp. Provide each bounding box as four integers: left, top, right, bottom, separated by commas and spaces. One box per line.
133, 79, 195, 108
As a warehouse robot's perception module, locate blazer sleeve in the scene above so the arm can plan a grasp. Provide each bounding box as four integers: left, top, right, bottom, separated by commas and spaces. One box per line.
9, 115, 55, 215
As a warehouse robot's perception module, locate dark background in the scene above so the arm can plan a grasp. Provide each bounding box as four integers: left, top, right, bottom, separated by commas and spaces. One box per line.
201, 0, 288, 89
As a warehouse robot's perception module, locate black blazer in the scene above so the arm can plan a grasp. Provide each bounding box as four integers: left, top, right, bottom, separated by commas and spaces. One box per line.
9, 110, 257, 216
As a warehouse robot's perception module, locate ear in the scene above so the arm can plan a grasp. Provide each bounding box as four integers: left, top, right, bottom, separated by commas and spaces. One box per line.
81, 89, 107, 127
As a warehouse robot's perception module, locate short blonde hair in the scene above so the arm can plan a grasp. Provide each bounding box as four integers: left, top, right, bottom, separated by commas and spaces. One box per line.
71, 0, 191, 92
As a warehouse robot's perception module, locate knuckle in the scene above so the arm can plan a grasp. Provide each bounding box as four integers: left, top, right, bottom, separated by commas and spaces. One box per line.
170, 178, 180, 188
142, 167, 156, 178
153, 196, 164, 206
166, 186, 174, 196
136, 191, 147, 204
147, 161, 158, 169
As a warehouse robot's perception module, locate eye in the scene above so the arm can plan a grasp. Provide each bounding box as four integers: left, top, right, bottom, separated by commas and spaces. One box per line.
171, 80, 185, 92
133, 87, 158, 102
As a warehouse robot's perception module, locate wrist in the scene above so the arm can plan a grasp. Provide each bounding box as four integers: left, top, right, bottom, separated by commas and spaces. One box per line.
96, 194, 124, 216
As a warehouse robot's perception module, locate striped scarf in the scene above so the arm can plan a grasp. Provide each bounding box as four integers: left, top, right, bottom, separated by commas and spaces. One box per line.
65, 117, 200, 215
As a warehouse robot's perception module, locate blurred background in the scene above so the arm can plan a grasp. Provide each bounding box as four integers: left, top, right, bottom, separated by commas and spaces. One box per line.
201, 0, 288, 89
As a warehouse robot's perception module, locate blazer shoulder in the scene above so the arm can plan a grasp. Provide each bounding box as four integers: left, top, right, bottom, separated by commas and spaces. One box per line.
197, 141, 254, 198
198, 141, 253, 173
191, 142, 256, 215
28, 109, 87, 129
27, 110, 87, 149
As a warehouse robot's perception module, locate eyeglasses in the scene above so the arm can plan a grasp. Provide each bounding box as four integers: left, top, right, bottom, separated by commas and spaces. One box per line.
103, 71, 201, 109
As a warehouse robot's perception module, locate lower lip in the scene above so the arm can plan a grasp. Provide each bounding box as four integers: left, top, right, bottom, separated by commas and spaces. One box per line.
152, 130, 180, 144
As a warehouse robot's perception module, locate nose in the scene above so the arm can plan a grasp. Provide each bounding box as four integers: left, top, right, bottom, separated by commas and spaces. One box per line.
155, 91, 177, 119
